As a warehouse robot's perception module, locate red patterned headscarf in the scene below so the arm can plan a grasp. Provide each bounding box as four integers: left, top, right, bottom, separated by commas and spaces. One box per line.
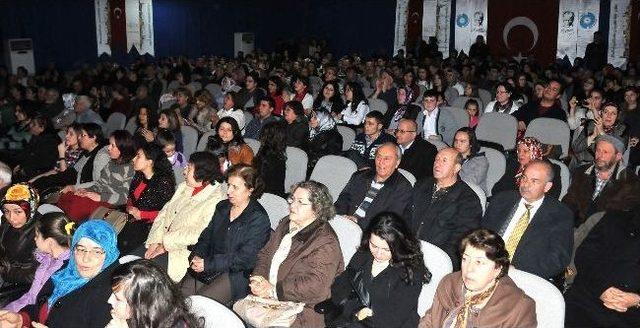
515, 137, 543, 184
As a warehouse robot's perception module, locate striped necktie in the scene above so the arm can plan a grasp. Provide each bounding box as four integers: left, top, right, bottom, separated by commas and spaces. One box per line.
505, 203, 532, 260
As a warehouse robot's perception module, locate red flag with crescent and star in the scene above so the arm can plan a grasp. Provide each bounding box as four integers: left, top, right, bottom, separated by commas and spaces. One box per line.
487, 0, 559, 64
109, 0, 127, 53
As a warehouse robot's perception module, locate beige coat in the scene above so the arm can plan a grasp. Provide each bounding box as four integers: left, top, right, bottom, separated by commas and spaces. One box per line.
146, 182, 226, 281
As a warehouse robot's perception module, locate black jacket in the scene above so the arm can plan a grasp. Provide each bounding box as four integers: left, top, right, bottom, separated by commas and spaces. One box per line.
329, 251, 425, 328
404, 178, 482, 269
482, 190, 573, 279
15, 132, 59, 179
190, 199, 271, 301
398, 139, 437, 182
491, 157, 562, 200
22, 262, 117, 328
564, 210, 640, 328
345, 132, 396, 169
286, 119, 309, 150
0, 220, 37, 286
334, 169, 412, 230
307, 128, 343, 177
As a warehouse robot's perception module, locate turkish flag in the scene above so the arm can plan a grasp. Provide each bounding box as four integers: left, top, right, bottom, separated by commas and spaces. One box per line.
109, 0, 127, 53
487, 0, 559, 64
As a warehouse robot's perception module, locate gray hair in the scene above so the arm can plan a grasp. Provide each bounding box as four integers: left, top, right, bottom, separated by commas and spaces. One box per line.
375, 142, 402, 162
0, 162, 11, 188
290, 180, 336, 222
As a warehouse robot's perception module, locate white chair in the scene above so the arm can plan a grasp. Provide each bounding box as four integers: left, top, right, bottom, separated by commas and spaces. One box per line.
368, 98, 388, 115
329, 215, 363, 265
197, 131, 216, 151
478, 89, 493, 111
118, 255, 142, 264
181, 125, 199, 159
204, 83, 223, 99
463, 180, 486, 215
124, 116, 138, 135
426, 138, 448, 150
284, 147, 308, 191
417, 241, 454, 316
525, 118, 571, 158
337, 125, 356, 151
480, 147, 506, 197
549, 158, 570, 199
508, 268, 566, 328
188, 295, 245, 328
105, 112, 126, 136
441, 106, 469, 131
444, 87, 459, 105
242, 111, 254, 130
173, 166, 185, 185
37, 204, 64, 215
244, 138, 261, 155
310, 155, 357, 201
258, 193, 289, 230
186, 81, 202, 94
476, 112, 518, 151
398, 168, 416, 187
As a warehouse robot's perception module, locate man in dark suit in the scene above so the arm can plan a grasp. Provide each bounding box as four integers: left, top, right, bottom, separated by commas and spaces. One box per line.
335, 142, 412, 230
395, 119, 437, 182
404, 147, 482, 269
483, 160, 573, 280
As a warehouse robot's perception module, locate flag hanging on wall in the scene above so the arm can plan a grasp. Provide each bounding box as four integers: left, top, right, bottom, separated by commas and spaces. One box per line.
454, 0, 488, 55
422, 0, 452, 58
394, 0, 410, 54
556, 0, 599, 63
94, 0, 155, 56
608, 0, 632, 67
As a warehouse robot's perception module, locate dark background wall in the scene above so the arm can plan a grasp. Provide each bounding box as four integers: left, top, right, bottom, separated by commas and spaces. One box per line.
0, 0, 396, 71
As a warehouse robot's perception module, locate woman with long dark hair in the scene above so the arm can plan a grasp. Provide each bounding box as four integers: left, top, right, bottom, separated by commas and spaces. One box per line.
254, 121, 287, 197
454, 127, 489, 193
267, 76, 285, 116
307, 109, 342, 177
141, 108, 183, 153
323, 212, 430, 328
206, 116, 254, 172
283, 100, 309, 149
117, 143, 176, 254
107, 259, 202, 328
131, 105, 158, 149
313, 81, 344, 116
383, 86, 421, 132
338, 82, 369, 126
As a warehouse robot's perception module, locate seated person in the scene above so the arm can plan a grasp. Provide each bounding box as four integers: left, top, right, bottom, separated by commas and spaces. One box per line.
454, 127, 489, 193
483, 82, 520, 114
0, 184, 40, 307
243, 96, 279, 140
7, 115, 59, 182
3, 212, 73, 312
395, 119, 438, 182
0, 103, 33, 151
57, 130, 136, 222
253, 121, 287, 197
513, 79, 568, 132
130, 104, 157, 149
140, 109, 183, 153
383, 87, 420, 132
564, 207, 640, 327
107, 259, 201, 328
563, 135, 640, 225
182, 165, 271, 304
312, 81, 344, 116
156, 129, 186, 169
324, 212, 430, 328
492, 137, 562, 200
216, 91, 245, 129
572, 102, 627, 167
140, 151, 226, 282
416, 90, 458, 146
419, 229, 537, 328
306, 109, 343, 177
405, 148, 482, 268
73, 95, 105, 126
117, 143, 176, 254
283, 100, 309, 150
247, 181, 344, 328
345, 111, 395, 169
206, 116, 254, 171
335, 143, 412, 230
28, 123, 83, 187
0, 219, 120, 328
337, 82, 370, 126
483, 160, 573, 281
186, 89, 216, 134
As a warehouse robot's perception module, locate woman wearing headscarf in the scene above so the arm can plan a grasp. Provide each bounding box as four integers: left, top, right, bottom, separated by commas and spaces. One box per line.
383, 87, 420, 132
306, 110, 342, 177
0, 219, 120, 328
0, 184, 40, 307
491, 137, 562, 199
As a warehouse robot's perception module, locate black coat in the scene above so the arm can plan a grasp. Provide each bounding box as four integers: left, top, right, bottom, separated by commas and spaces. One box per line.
482, 190, 574, 279
398, 139, 437, 182
190, 199, 271, 301
286, 119, 309, 150
307, 128, 343, 177
0, 220, 37, 285
564, 210, 640, 328
334, 169, 412, 230
491, 157, 562, 200
14, 132, 59, 179
22, 262, 117, 328
404, 178, 482, 269
329, 251, 424, 328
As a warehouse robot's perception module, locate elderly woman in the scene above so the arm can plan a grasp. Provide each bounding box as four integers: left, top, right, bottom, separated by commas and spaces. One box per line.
492, 137, 562, 199
0, 219, 120, 328
57, 130, 136, 222
141, 151, 226, 282
283, 101, 309, 149
307, 110, 342, 176
0, 184, 40, 306
454, 127, 489, 193
247, 181, 344, 327
383, 87, 421, 132
419, 229, 537, 328
206, 116, 254, 172
572, 102, 627, 167
182, 165, 271, 304
323, 212, 430, 328
484, 82, 519, 114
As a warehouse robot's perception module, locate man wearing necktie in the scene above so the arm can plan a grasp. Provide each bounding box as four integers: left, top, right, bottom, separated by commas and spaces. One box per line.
482, 160, 573, 283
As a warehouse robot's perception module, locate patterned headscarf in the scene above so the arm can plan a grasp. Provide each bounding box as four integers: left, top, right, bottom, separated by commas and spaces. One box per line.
309, 110, 337, 140
48, 219, 119, 306
1, 183, 40, 224
515, 137, 543, 183
391, 87, 416, 124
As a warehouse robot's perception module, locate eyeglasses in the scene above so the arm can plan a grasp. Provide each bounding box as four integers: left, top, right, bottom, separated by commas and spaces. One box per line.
74, 245, 106, 258
395, 129, 416, 134
286, 197, 312, 207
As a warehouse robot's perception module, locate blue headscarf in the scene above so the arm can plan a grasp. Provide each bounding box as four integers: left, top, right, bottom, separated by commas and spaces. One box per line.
48, 220, 120, 306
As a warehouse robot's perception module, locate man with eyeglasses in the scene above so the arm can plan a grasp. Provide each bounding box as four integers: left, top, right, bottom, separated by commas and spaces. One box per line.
395, 119, 437, 181
483, 160, 573, 283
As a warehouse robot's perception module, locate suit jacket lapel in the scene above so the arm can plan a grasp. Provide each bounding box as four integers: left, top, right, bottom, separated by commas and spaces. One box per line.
514, 197, 549, 256
499, 198, 520, 235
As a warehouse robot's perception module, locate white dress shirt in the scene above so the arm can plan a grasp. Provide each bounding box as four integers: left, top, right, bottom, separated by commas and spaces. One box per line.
501, 196, 545, 242
422, 108, 439, 139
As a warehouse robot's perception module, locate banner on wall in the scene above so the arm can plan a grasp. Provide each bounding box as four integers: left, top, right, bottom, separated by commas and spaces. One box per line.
422, 0, 452, 57
454, 0, 488, 54
94, 0, 155, 56
95, 0, 111, 56
556, 0, 599, 63
608, 0, 631, 68
394, 0, 410, 54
